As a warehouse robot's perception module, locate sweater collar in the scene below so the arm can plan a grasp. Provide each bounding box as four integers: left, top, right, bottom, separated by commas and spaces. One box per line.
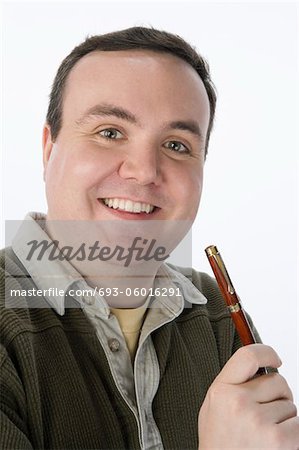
12, 212, 207, 317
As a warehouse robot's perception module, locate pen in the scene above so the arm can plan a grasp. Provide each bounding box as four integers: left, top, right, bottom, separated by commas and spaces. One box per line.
205, 245, 268, 375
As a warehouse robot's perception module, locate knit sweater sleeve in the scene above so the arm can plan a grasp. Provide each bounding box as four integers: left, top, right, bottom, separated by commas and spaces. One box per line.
0, 346, 34, 450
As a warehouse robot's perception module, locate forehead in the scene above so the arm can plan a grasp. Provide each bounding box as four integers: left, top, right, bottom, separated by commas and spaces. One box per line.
62, 49, 210, 129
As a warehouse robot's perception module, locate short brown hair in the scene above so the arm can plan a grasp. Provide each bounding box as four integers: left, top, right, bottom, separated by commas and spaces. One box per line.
46, 26, 217, 156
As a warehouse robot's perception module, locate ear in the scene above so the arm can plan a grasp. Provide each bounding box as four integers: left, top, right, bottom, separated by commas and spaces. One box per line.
42, 124, 54, 181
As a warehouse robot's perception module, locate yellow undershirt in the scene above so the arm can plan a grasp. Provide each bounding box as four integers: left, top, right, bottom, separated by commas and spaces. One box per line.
110, 297, 150, 361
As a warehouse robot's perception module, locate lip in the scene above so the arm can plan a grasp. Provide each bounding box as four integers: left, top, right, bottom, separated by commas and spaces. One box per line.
97, 198, 160, 220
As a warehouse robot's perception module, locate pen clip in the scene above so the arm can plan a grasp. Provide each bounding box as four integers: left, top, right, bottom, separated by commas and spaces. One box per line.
205, 246, 235, 295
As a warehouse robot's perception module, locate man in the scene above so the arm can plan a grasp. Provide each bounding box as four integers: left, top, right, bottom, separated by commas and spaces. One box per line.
1, 27, 298, 449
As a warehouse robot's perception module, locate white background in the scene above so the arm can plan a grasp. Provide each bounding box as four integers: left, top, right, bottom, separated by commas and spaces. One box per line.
2, 1, 298, 403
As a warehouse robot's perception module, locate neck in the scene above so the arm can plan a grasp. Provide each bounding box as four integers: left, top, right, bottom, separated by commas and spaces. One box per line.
84, 270, 157, 308
45, 218, 163, 308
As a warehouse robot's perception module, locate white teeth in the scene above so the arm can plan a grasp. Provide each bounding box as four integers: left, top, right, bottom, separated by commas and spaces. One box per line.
125, 200, 133, 211
133, 202, 141, 213
102, 198, 155, 213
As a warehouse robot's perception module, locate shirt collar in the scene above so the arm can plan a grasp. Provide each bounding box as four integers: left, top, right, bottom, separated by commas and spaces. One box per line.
12, 212, 207, 317
160, 263, 207, 306
12, 212, 85, 315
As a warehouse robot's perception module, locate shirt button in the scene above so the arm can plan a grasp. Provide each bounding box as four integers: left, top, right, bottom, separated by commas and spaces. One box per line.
83, 296, 95, 306
108, 338, 120, 352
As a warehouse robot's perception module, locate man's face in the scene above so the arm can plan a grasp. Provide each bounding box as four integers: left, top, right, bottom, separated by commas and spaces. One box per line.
43, 50, 210, 225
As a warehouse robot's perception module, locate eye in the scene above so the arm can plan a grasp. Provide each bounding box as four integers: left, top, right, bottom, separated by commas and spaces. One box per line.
164, 140, 190, 154
98, 128, 123, 140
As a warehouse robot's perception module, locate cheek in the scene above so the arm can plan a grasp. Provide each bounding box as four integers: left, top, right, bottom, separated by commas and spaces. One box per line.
46, 144, 119, 190
176, 166, 203, 198
70, 155, 101, 180
175, 166, 203, 216
70, 150, 122, 191
44, 148, 92, 207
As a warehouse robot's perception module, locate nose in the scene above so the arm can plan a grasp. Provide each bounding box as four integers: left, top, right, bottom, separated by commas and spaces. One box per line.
118, 143, 162, 186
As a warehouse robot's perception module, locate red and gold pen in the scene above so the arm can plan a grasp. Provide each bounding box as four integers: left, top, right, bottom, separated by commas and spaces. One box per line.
205, 245, 268, 375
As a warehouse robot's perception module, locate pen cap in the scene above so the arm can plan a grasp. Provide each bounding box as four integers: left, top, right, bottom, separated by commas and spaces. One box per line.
205, 245, 236, 297
205, 245, 219, 258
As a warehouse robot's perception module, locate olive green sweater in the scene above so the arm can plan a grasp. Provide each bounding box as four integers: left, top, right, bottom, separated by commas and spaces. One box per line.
0, 247, 258, 450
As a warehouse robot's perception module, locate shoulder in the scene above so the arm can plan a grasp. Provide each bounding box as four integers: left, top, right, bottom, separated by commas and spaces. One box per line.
0, 247, 32, 342
0, 247, 62, 347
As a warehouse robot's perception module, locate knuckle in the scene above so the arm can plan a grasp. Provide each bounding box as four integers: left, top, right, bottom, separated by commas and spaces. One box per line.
276, 374, 294, 400
249, 407, 266, 430
207, 382, 250, 416
207, 381, 228, 402
276, 373, 288, 386
268, 426, 285, 448
231, 390, 249, 414
288, 401, 297, 417
267, 420, 299, 449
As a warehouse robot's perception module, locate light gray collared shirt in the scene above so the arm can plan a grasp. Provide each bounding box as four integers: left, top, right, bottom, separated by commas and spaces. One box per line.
12, 212, 207, 450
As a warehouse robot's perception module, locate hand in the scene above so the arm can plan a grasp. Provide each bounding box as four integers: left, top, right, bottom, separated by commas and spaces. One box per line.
198, 344, 299, 449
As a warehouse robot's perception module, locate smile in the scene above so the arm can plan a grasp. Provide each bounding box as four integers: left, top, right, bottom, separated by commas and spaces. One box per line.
101, 198, 156, 214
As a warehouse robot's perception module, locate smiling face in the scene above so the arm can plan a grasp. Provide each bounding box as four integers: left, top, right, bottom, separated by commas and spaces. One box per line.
43, 50, 210, 225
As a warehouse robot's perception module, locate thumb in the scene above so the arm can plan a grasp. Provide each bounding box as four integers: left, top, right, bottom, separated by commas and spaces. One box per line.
216, 344, 282, 384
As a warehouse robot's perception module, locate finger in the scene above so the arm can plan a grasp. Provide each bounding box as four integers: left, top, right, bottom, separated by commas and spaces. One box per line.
244, 372, 294, 403
274, 416, 299, 447
259, 399, 297, 424
216, 344, 282, 384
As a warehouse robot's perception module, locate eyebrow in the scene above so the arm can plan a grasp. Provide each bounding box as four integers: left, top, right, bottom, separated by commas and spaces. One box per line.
75, 103, 138, 126
76, 103, 204, 141
165, 120, 203, 140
